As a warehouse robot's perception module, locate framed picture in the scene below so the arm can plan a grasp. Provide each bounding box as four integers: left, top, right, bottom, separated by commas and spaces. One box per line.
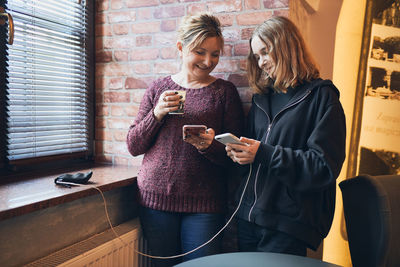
348, 0, 400, 177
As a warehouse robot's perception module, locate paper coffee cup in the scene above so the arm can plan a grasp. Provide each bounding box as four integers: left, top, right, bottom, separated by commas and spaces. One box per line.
169, 90, 186, 115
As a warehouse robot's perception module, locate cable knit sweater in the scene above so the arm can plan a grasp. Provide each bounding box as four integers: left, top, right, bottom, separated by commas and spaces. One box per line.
127, 76, 244, 213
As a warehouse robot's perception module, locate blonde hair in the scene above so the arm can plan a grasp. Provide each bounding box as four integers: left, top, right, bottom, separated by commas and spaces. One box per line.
177, 13, 224, 53
247, 16, 320, 94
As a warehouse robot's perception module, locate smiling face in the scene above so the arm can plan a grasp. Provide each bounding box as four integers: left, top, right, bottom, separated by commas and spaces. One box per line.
251, 35, 275, 79
179, 36, 222, 81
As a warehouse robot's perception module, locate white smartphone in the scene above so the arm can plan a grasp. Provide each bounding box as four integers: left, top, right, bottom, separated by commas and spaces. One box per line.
214, 133, 244, 145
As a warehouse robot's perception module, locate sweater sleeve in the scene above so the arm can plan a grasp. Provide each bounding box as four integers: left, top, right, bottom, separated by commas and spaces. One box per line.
200, 82, 245, 166
126, 80, 164, 156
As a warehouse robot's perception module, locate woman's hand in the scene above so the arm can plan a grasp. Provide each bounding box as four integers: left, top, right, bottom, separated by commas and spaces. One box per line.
153, 91, 182, 121
184, 128, 215, 151
226, 137, 260, 165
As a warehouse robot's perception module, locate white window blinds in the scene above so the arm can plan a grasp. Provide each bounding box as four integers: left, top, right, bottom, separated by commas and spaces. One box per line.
4, 0, 90, 161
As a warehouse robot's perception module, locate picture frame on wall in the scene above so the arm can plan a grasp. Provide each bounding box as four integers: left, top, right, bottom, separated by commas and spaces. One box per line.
348, 0, 400, 178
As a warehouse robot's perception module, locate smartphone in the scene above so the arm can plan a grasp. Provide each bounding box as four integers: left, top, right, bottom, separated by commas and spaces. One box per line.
214, 133, 244, 145
183, 125, 207, 138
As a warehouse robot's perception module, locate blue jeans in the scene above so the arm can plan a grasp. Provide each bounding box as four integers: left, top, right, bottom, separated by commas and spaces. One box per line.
237, 218, 307, 257
139, 206, 225, 267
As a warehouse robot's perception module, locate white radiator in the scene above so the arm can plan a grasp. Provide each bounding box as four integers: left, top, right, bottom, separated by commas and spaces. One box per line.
25, 219, 152, 267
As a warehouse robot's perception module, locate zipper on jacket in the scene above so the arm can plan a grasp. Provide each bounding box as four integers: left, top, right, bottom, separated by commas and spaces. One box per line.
247, 90, 312, 222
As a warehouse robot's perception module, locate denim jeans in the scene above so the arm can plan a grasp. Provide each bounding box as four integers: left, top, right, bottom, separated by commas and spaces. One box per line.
139, 206, 225, 267
237, 218, 307, 257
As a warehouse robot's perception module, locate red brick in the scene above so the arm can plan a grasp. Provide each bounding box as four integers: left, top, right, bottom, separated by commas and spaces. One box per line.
94, 154, 113, 164
125, 77, 148, 89
222, 28, 240, 42
131, 89, 147, 103
109, 77, 124, 90
213, 59, 240, 73
134, 63, 151, 74
237, 87, 253, 102
113, 130, 128, 141
126, 0, 158, 8
113, 24, 130, 35
154, 32, 176, 46
132, 21, 160, 34
239, 59, 247, 71
228, 73, 249, 87
154, 62, 180, 74
187, 3, 206, 15
95, 76, 106, 90
110, 0, 123, 10
207, 0, 242, 13
154, 6, 185, 19
273, 9, 289, 17
107, 118, 133, 131
97, 63, 132, 76
234, 42, 250, 56
137, 8, 153, 20
125, 104, 140, 116
111, 106, 125, 116
245, 0, 260, 10
114, 156, 131, 166
106, 141, 130, 156
136, 35, 152, 47
241, 28, 255, 40
216, 14, 235, 27
114, 51, 129, 62
222, 44, 233, 57
161, 47, 178, 59
104, 92, 130, 103
263, 0, 289, 8
160, 0, 177, 3
96, 51, 112, 63
102, 36, 134, 49
161, 20, 177, 32
237, 12, 273, 26
130, 48, 159, 60
108, 11, 136, 23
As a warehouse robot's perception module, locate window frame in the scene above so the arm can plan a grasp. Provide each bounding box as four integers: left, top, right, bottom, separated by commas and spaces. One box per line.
0, 0, 95, 176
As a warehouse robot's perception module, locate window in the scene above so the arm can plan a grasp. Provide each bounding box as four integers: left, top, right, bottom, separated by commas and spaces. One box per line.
0, 0, 94, 173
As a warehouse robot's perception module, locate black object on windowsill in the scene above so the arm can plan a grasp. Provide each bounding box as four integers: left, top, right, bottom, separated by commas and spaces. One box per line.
54, 171, 93, 188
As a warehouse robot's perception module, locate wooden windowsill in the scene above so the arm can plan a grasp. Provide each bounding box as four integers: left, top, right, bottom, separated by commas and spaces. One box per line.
0, 163, 140, 221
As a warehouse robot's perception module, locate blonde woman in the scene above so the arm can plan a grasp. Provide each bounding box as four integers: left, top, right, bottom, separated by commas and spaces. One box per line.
225, 16, 346, 256
127, 13, 244, 266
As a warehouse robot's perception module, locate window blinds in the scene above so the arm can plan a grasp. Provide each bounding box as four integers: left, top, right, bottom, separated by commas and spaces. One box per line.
5, 0, 90, 161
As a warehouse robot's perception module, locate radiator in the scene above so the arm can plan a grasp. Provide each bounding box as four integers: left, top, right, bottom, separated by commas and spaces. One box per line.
25, 219, 152, 267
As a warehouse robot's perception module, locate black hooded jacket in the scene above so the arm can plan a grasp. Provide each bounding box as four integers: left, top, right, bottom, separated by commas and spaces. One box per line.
235, 79, 346, 250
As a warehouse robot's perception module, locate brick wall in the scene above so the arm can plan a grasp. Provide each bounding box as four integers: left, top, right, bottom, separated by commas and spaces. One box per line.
94, 0, 289, 166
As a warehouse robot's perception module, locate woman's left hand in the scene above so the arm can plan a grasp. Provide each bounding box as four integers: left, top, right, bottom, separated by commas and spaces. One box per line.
184, 128, 215, 151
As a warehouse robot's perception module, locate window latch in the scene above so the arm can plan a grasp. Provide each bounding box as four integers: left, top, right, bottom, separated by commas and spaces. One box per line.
0, 7, 14, 45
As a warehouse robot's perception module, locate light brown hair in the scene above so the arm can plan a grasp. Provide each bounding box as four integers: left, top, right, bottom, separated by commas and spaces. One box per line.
177, 13, 224, 53
247, 16, 320, 93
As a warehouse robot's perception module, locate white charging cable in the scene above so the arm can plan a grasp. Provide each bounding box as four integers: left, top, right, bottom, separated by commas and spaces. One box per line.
58, 164, 252, 260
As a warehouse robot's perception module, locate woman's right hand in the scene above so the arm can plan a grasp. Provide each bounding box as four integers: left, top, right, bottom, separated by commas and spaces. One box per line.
153, 91, 182, 121
226, 137, 260, 165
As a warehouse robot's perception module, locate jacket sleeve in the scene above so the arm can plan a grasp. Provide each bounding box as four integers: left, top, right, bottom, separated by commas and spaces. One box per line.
254, 89, 346, 192
200, 83, 245, 167
126, 81, 164, 156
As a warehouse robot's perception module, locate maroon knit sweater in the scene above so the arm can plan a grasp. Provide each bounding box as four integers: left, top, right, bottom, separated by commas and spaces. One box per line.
127, 76, 244, 213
